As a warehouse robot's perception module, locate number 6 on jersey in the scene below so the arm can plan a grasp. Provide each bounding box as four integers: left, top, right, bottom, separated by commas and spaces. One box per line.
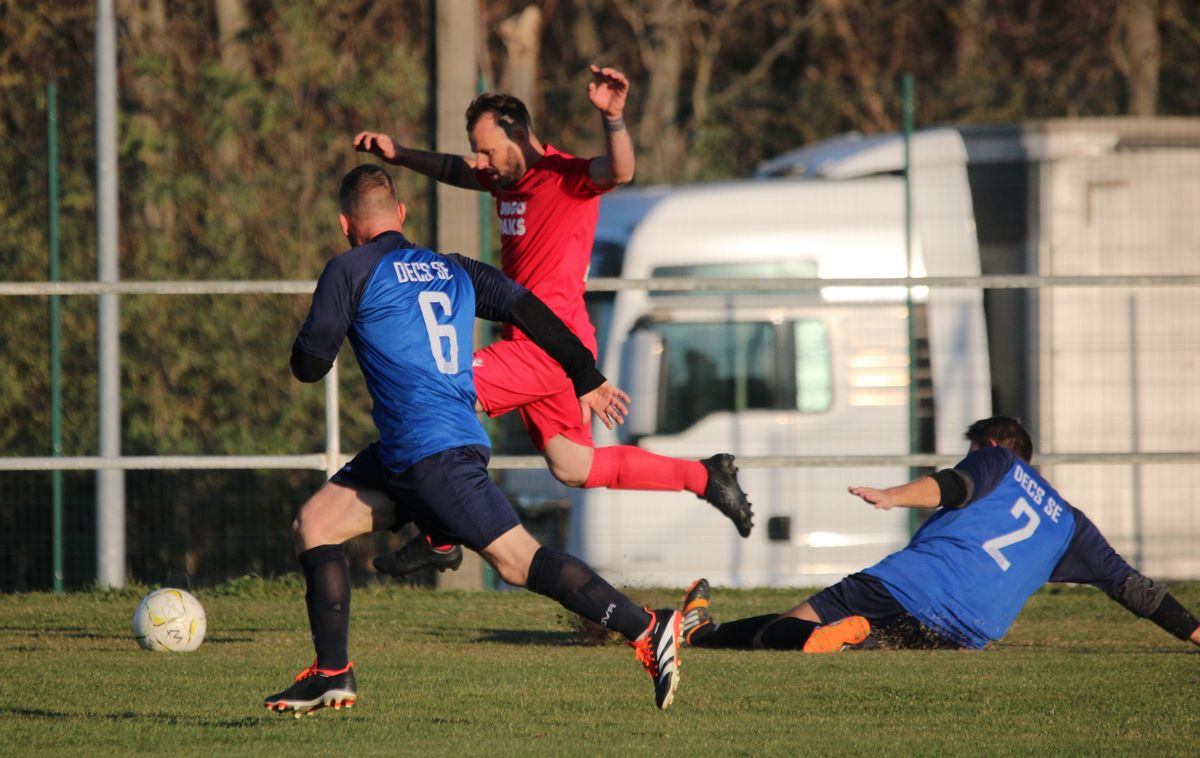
418, 291, 458, 374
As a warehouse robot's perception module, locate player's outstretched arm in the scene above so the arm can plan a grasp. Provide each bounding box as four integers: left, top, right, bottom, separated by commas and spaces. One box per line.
586, 65, 635, 189
849, 476, 943, 511
1147, 591, 1200, 646
1102, 571, 1200, 647
1048, 513, 1200, 647
353, 131, 484, 191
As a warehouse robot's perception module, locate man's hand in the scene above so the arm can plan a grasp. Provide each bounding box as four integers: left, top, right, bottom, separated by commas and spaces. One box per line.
353, 131, 399, 162
848, 486, 896, 510
579, 381, 631, 430
587, 65, 629, 119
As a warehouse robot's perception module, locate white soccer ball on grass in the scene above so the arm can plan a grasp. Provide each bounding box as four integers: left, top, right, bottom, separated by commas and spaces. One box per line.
132, 588, 207, 652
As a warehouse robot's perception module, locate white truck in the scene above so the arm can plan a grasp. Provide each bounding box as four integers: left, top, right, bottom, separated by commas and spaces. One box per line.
503, 118, 1200, 587
504, 128, 991, 588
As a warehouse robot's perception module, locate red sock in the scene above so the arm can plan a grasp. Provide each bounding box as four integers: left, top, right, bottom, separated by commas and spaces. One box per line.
583, 445, 708, 496
423, 533, 456, 553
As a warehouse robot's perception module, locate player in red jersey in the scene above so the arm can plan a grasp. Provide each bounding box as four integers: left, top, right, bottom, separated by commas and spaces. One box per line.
354, 65, 752, 576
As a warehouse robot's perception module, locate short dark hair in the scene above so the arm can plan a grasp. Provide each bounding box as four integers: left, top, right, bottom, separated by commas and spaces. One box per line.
465, 92, 533, 137
339, 164, 397, 219
966, 415, 1033, 462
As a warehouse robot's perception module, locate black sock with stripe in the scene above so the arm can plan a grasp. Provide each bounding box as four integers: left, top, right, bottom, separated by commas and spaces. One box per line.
526, 546, 652, 641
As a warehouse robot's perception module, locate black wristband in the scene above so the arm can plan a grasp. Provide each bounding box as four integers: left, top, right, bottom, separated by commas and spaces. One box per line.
602, 115, 626, 133
1148, 592, 1200, 641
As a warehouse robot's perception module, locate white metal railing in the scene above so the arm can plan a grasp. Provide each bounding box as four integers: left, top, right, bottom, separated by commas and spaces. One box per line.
5, 274, 1200, 474
7, 272, 1200, 589
3, 452, 1199, 472
4, 274, 1200, 297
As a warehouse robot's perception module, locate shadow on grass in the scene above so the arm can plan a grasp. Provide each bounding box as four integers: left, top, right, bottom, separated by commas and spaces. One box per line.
475, 628, 581, 646
0, 705, 263, 729
0, 627, 130, 641
0, 626, 253, 644
205, 635, 256, 644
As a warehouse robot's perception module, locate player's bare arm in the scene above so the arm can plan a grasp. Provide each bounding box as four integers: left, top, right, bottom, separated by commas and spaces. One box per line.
579, 381, 631, 430
353, 131, 484, 191
586, 65, 635, 189
849, 476, 942, 511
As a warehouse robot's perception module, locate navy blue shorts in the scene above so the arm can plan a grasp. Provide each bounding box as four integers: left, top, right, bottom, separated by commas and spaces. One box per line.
330, 442, 520, 551
807, 572, 907, 624
808, 573, 961, 649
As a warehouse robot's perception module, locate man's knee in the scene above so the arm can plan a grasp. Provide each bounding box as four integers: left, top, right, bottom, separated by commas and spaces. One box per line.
490, 544, 536, 586
481, 525, 541, 586
547, 458, 589, 488
291, 483, 382, 552
542, 437, 594, 488
293, 500, 335, 552
494, 561, 529, 587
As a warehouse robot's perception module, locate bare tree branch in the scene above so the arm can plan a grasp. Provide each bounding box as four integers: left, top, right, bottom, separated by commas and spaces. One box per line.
818, 0, 891, 132
713, 7, 814, 110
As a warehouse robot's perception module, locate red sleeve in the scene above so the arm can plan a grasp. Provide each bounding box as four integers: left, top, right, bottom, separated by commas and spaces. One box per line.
555, 155, 605, 199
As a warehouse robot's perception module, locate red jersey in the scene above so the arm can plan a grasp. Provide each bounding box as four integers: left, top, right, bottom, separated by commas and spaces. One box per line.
477, 145, 607, 353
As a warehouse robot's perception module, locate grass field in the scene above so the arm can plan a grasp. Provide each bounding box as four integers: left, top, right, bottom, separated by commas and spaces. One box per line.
1, 578, 1197, 757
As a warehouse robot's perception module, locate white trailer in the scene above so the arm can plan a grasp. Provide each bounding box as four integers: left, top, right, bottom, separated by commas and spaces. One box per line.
949, 119, 1200, 579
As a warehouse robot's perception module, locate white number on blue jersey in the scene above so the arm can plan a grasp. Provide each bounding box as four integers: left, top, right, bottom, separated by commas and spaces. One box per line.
981, 497, 1041, 571
418, 291, 458, 374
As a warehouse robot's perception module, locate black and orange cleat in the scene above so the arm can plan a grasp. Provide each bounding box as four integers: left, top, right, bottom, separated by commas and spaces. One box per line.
264, 661, 357, 717
680, 578, 713, 646
700, 454, 754, 537
630, 609, 681, 710
801, 616, 871, 654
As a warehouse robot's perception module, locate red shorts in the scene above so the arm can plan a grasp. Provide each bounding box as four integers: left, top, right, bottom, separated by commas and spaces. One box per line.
473, 338, 593, 451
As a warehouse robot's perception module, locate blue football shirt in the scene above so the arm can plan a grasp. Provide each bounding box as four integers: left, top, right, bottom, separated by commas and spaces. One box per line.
864, 447, 1078, 648
294, 231, 526, 472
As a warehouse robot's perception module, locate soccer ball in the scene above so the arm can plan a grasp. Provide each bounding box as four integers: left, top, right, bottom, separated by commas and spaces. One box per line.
132, 588, 207, 652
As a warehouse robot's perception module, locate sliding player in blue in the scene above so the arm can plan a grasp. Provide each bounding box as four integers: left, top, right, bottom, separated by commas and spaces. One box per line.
682, 416, 1200, 653
264, 165, 680, 715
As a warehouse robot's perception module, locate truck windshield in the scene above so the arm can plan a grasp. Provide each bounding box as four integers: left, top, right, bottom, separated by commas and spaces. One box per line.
655, 319, 831, 435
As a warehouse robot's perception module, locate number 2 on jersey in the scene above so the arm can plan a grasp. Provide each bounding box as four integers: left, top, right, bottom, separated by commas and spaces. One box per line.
981, 497, 1040, 571
418, 291, 458, 374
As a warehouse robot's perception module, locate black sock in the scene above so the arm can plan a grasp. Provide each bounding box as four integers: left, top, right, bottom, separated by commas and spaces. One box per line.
757, 617, 819, 650
690, 613, 780, 648
299, 544, 351, 670
526, 547, 651, 641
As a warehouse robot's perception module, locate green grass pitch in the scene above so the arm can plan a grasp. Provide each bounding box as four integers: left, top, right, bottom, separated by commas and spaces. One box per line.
1, 578, 1197, 756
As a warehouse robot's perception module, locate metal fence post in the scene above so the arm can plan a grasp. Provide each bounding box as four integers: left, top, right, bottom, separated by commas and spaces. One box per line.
47, 82, 64, 592
95, 0, 125, 588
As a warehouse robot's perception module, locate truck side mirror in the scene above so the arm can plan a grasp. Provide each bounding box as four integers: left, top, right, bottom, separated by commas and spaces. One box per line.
618, 329, 664, 440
